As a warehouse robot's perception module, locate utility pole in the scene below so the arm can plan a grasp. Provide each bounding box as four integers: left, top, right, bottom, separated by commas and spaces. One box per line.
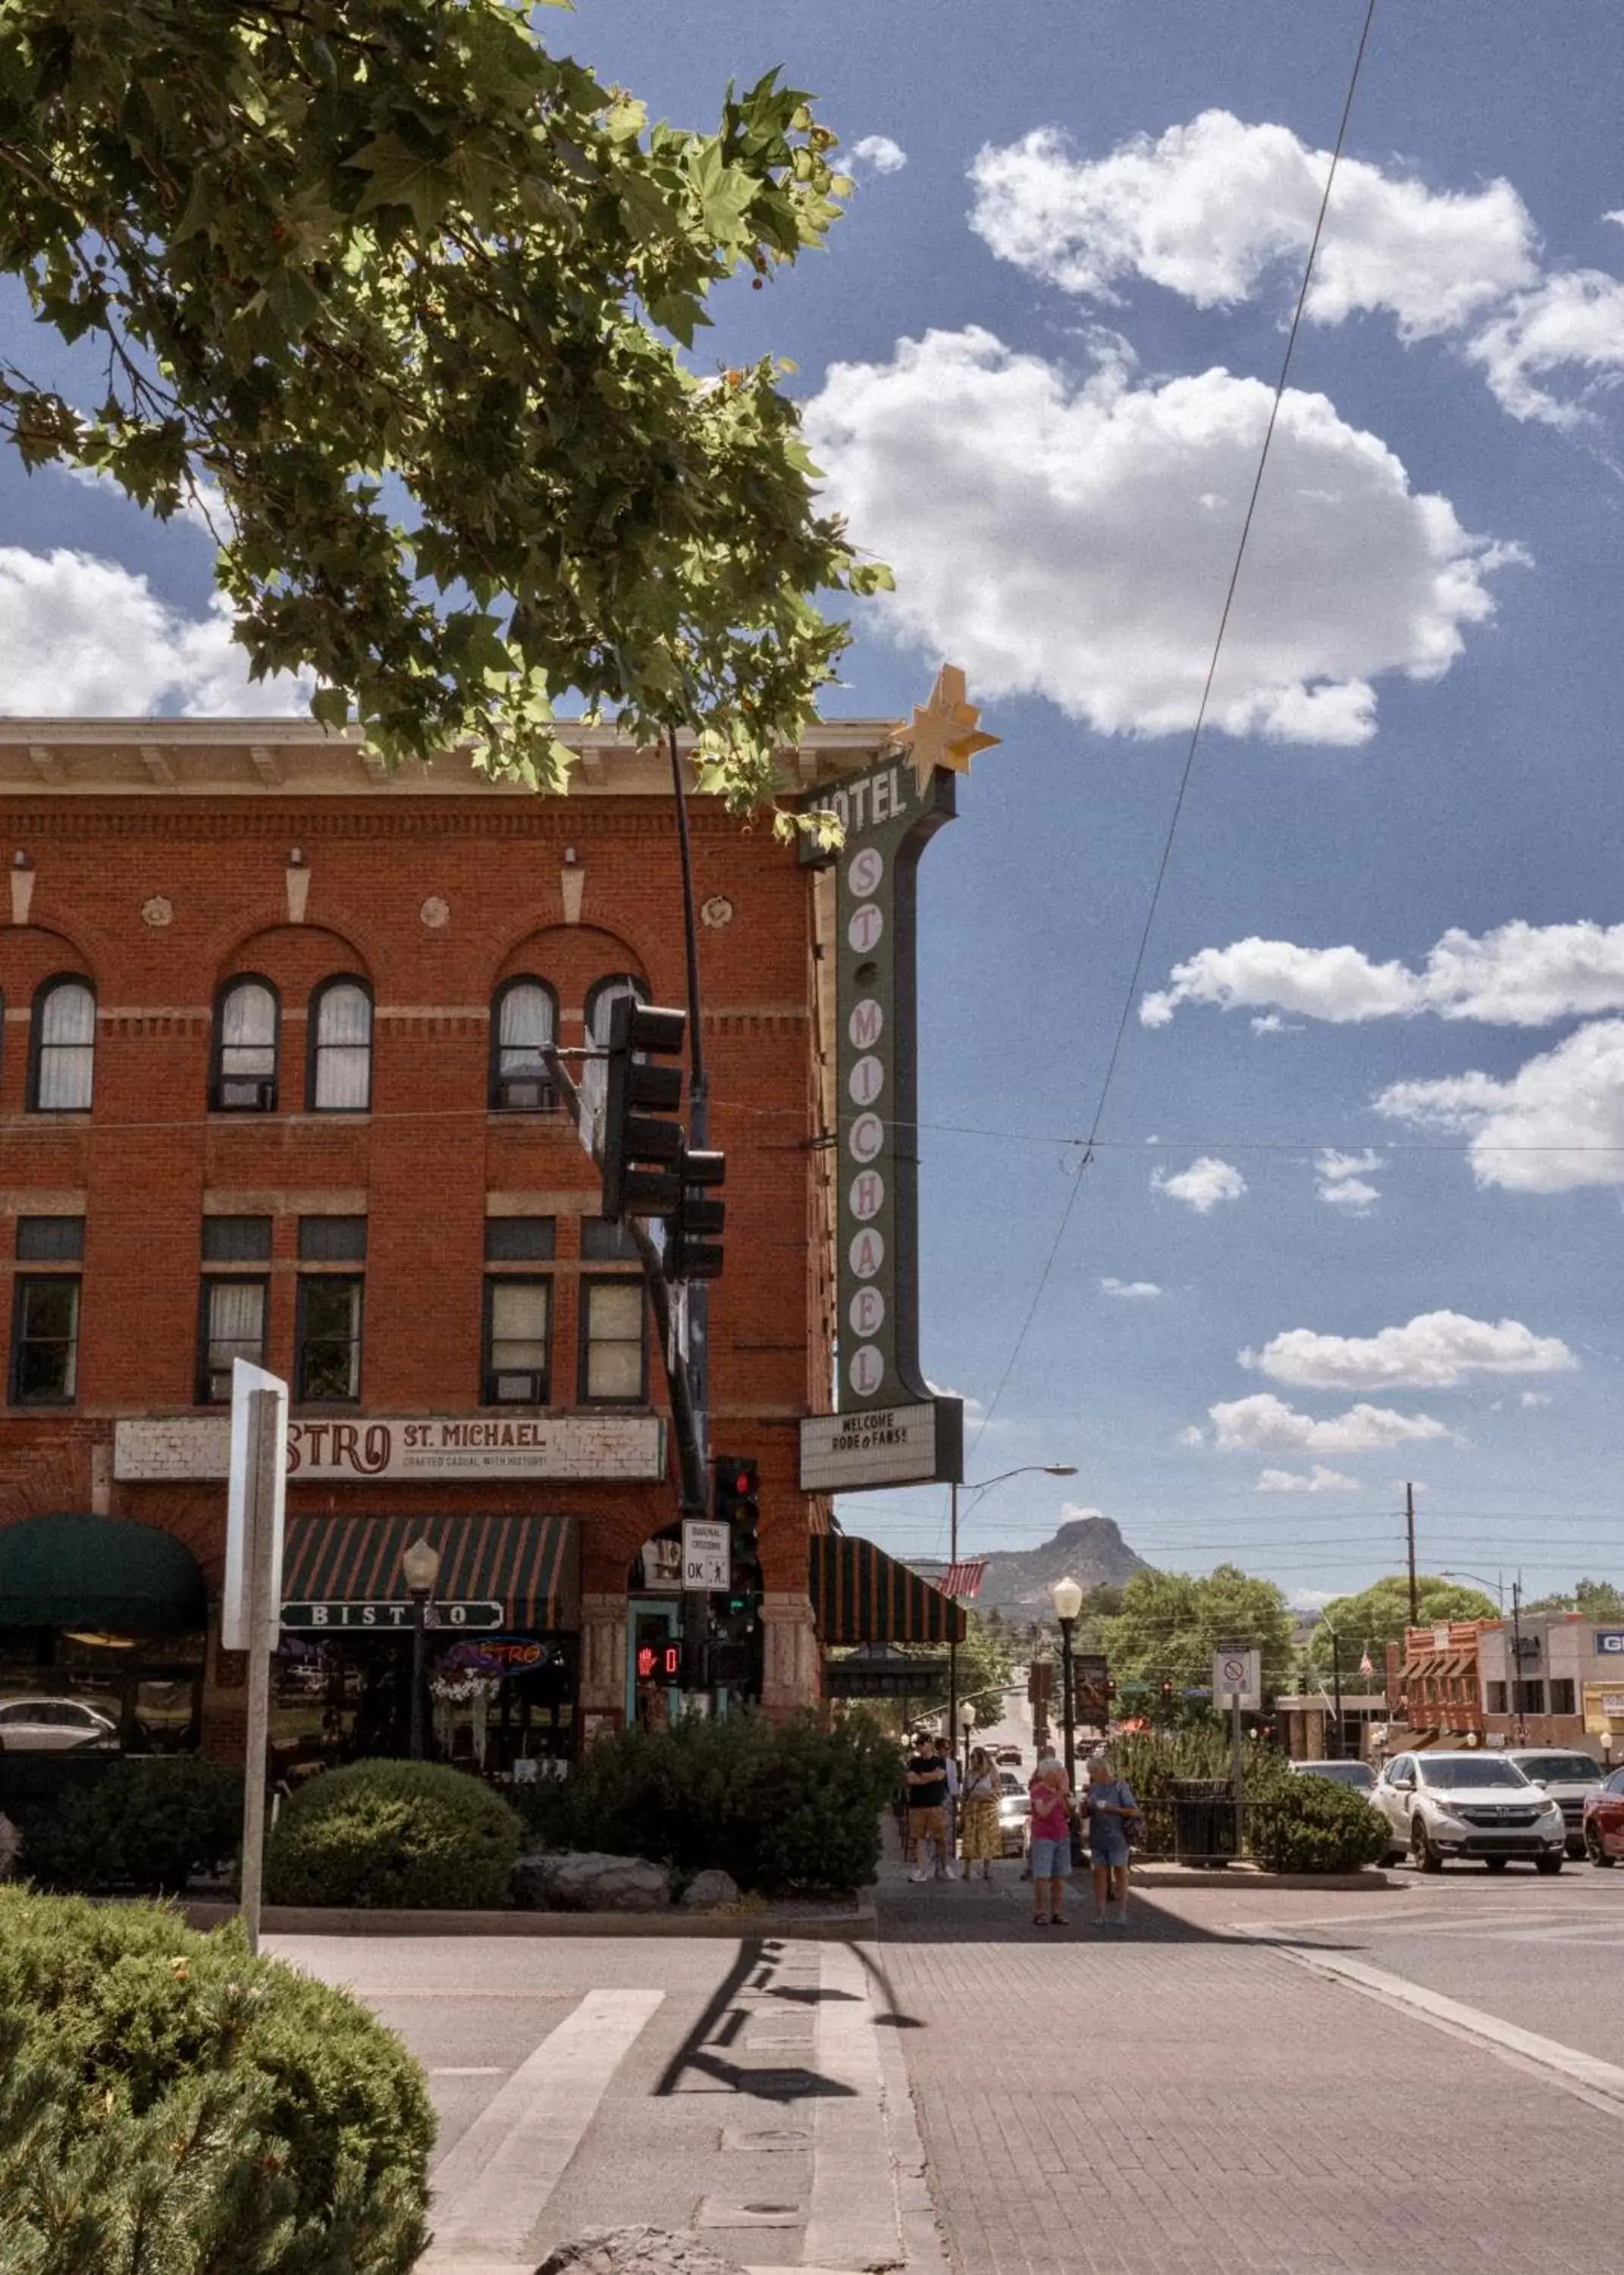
1331, 1625, 1343, 1760
1405, 1483, 1419, 1624
1510, 1574, 1527, 1743
947, 1479, 958, 1753
667, 727, 711, 1705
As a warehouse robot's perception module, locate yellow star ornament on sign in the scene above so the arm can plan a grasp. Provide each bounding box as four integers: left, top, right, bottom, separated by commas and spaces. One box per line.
889, 664, 1000, 795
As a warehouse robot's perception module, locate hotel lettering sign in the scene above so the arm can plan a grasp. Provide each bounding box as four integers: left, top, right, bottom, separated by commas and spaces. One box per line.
115, 1412, 665, 1484
795, 668, 996, 1492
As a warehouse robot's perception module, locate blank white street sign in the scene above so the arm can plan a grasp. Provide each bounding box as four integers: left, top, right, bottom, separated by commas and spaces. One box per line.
682, 1517, 730, 1591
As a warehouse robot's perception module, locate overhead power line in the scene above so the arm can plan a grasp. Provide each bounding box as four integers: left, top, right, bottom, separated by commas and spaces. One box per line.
964, 0, 1381, 1466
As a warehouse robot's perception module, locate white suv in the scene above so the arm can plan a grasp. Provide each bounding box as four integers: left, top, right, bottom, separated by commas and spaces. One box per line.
1373, 1750, 1566, 1873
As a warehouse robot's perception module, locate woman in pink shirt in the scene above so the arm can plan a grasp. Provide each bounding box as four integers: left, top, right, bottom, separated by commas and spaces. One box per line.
1027, 1757, 1073, 1926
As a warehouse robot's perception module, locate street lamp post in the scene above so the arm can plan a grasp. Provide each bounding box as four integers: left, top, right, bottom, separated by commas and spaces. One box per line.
400, 1536, 442, 1762
958, 1696, 976, 1784
947, 1463, 1077, 1746
1052, 1576, 1083, 1790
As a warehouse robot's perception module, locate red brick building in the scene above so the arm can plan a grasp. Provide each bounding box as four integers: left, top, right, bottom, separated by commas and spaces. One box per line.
0, 716, 889, 1773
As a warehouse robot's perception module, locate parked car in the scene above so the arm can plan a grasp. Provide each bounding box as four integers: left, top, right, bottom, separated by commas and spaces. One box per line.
1372, 1750, 1566, 1872
0, 1696, 118, 1752
997, 1789, 1030, 1859
1582, 1765, 1624, 1867
1503, 1748, 1604, 1858
1290, 1759, 1377, 1793
995, 1745, 1023, 1767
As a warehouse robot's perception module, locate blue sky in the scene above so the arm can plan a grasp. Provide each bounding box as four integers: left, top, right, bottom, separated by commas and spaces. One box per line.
5, 2, 1624, 1605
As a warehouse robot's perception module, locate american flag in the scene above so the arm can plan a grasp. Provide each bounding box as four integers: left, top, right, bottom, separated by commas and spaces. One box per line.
942, 1559, 987, 1599
1359, 1646, 1375, 1677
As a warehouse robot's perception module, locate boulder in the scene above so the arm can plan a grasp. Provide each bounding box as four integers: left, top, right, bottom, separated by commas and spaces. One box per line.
678, 1868, 740, 1910
535, 2227, 745, 2275
513, 1850, 672, 1912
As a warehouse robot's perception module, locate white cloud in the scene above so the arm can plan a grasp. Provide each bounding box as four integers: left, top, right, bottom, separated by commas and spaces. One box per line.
1315, 1149, 1383, 1213
850, 134, 908, 176
1256, 1465, 1361, 1495
0, 548, 309, 718
968, 112, 1538, 339
1058, 1502, 1108, 1523
1243, 1310, 1579, 1392
1100, 1276, 1162, 1298
1522, 1390, 1554, 1408
1250, 1013, 1293, 1035
804, 328, 1516, 748
1152, 1156, 1247, 1213
1375, 1018, 1624, 1192
1210, 1393, 1452, 1452
1466, 271, 1624, 428
1176, 1425, 1206, 1450
1143, 919, 1624, 1029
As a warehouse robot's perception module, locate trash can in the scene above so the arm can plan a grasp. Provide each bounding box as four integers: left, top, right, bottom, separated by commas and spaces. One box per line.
1171, 1778, 1238, 1866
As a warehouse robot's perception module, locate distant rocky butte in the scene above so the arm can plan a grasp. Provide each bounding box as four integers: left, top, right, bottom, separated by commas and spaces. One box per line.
975, 1515, 1148, 1613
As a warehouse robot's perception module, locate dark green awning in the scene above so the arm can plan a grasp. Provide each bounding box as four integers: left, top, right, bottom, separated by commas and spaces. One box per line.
282, 1514, 580, 1630
809, 1534, 966, 1645
0, 1513, 206, 1632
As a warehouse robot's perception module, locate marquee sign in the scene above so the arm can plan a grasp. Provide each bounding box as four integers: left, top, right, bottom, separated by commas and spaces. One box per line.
796, 667, 996, 1492
115, 1411, 664, 1484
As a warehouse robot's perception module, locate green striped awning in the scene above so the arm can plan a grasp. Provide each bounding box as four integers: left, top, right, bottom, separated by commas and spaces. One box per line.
282, 1514, 579, 1630
809, 1534, 966, 1645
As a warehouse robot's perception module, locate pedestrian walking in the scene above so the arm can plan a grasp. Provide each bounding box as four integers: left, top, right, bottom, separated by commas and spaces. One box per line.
936, 1734, 962, 1878
960, 1746, 1002, 1880
905, 1729, 949, 1882
1027, 1755, 1073, 1925
1080, 1753, 1140, 1926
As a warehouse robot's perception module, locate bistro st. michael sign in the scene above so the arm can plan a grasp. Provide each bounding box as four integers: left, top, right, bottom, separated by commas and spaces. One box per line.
796, 666, 997, 1494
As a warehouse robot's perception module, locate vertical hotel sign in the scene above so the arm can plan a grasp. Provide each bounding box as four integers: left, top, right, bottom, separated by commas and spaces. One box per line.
796, 667, 997, 1495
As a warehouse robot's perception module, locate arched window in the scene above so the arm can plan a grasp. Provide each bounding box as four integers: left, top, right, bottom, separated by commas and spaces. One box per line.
212, 977, 280, 1111
30, 976, 95, 1112
580, 973, 648, 1141
490, 977, 558, 1111
308, 977, 372, 1112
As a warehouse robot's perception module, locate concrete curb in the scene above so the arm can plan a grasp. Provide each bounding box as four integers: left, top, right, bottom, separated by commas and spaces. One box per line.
1127, 1866, 1396, 1891
179, 1897, 877, 1940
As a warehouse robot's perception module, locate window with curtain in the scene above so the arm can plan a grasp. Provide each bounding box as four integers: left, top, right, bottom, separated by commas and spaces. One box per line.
309, 979, 372, 1110
212, 978, 279, 1109
483, 1277, 551, 1404
10, 1277, 80, 1404
491, 978, 557, 1109
579, 1276, 646, 1402
579, 974, 647, 1144
30, 977, 95, 1111
198, 1279, 268, 1402
296, 1276, 363, 1402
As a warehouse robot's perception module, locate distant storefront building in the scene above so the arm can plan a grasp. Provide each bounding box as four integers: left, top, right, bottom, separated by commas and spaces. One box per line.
0, 714, 958, 1778
1478, 1615, 1624, 1756
1384, 1620, 1498, 1748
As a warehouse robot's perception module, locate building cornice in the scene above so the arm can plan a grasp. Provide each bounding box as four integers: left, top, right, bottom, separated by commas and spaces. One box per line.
0, 717, 894, 801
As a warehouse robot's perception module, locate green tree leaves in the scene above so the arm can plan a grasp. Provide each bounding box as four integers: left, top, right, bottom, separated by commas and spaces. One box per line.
1308, 1574, 1500, 1672
0, 3, 878, 804
1100, 1564, 1297, 1697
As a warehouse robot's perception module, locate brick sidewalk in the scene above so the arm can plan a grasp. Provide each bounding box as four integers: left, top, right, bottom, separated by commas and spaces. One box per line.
874, 1875, 1615, 2275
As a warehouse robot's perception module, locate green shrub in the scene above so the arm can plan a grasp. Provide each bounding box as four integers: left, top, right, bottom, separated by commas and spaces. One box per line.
519, 1710, 899, 1895
1105, 1727, 1293, 1809
0, 1886, 431, 2272
17, 1756, 242, 1894
1252, 1774, 1390, 1872
266, 1758, 522, 1908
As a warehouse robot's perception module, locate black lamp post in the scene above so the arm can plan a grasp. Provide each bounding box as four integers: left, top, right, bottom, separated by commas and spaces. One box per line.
1052, 1574, 1083, 1790
401, 1536, 442, 1761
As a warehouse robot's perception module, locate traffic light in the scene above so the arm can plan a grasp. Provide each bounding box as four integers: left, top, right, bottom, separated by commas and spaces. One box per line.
715, 1455, 762, 1608
663, 1143, 726, 1282
600, 997, 686, 1219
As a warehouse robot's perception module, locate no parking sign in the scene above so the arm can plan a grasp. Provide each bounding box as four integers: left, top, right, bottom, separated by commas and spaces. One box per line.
1212, 1649, 1261, 1709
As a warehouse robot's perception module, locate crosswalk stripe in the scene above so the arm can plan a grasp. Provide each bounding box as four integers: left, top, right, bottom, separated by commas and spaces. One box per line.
426, 1987, 664, 2261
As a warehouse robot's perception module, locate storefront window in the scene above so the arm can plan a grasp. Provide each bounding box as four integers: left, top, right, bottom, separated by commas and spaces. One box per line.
0, 1629, 204, 1753
269, 1631, 577, 1783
